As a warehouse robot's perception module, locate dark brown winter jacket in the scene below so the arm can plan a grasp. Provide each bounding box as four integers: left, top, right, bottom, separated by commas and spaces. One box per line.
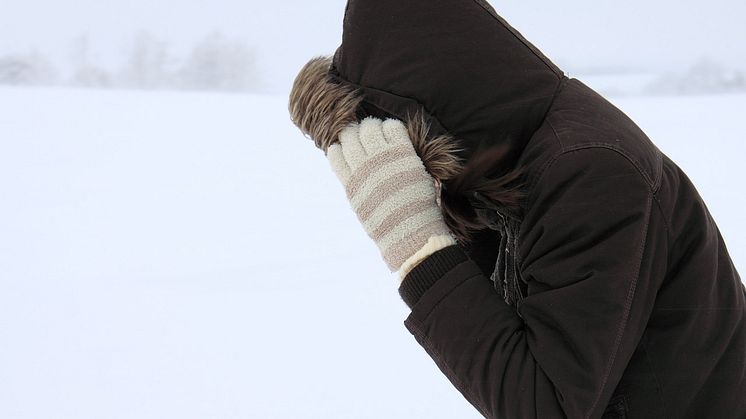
291, 1, 746, 418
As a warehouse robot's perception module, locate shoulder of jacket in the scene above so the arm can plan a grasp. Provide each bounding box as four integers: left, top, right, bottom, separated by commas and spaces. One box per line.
541, 79, 664, 194
524, 146, 656, 211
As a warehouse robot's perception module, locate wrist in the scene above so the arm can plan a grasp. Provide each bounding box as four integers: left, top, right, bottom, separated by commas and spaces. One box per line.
397, 234, 458, 285
397, 244, 468, 309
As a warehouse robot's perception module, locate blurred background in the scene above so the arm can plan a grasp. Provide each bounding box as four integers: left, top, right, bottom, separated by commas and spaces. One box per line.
1, 1, 744, 418
2, 0, 746, 95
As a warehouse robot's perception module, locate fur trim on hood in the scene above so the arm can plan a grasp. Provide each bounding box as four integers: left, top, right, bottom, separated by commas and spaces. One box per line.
288, 56, 464, 182
288, 56, 527, 244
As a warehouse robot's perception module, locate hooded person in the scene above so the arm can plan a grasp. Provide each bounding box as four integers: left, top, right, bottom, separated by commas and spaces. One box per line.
288, 1, 746, 418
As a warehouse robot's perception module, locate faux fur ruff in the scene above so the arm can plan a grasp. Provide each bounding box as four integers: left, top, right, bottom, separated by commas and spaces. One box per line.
288, 56, 527, 245
288, 56, 464, 183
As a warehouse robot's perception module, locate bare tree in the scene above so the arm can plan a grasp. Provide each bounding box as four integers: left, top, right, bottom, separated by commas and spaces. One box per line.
120, 31, 174, 89
179, 32, 260, 92
0, 50, 58, 85
646, 57, 746, 95
69, 34, 112, 87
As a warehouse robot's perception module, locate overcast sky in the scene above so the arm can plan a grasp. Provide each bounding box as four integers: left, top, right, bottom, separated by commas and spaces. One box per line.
2, 0, 745, 93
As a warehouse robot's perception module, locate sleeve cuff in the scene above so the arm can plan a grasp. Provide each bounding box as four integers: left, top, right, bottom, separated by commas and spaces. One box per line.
397, 234, 457, 284
397, 244, 469, 309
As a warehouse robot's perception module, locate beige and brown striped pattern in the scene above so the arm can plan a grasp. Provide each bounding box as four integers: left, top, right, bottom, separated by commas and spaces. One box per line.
327, 117, 455, 272
398, 234, 457, 283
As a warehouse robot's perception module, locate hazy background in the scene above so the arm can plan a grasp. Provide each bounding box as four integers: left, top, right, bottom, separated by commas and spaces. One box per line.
1, 0, 746, 94
1, 1, 745, 418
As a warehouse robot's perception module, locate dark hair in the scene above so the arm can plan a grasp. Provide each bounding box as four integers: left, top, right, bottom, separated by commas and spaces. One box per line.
399, 109, 528, 245
434, 140, 529, 245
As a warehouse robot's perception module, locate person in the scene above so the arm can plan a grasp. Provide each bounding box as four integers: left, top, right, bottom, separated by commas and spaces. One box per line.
288, 1, 746, 418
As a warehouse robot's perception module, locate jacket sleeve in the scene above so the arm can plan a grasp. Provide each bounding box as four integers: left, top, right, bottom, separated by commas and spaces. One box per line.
397, 147, 669, 419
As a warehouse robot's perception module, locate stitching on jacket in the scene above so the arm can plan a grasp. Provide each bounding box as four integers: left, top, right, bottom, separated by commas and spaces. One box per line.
512, 146, 659, 417
652, 146, 663, 193
531, 76, 568, 146
518, 145, 661, 266
652, 155, 674, 236
585, 191, 654, 419
560, 143, 656, 190
547, 112, 565, 150
571, 145, 673, 266
651, 194, 673, 250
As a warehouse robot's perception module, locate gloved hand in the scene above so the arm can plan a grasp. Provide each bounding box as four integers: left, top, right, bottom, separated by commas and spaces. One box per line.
326, 116, 457, 283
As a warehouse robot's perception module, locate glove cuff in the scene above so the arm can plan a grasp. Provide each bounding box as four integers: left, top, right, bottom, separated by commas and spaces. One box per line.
396, 234, 457, 285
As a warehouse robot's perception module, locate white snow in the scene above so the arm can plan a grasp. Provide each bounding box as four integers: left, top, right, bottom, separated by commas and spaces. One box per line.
0, 84, 744, 418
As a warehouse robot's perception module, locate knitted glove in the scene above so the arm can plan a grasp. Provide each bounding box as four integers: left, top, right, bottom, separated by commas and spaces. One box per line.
326, 116, 457, 282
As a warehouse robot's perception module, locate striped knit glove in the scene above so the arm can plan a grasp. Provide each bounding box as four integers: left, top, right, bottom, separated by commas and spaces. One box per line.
326, 117, 457, 282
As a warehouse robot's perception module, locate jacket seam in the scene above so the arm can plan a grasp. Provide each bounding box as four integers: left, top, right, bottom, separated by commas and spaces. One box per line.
555, 144, 673, 247
517, 142, 656, 266
543, 142, 673, 242
651, 193, 673, 252
585, 190, 654, 418
547, 111, 565, 150
524, 146, 657, 418
540, 77, 569, 146
653, 146, 663, 193
520, 136, 562, 213
651, 155, 673, 244
559, 143, 656, 191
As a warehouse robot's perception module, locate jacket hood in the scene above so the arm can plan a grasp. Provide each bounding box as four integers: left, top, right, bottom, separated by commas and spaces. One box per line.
288, 0, 566, 243
330, 0, 565, 168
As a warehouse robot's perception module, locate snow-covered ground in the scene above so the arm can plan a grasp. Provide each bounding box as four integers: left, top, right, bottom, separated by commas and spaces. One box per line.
0, 84, 744, 418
